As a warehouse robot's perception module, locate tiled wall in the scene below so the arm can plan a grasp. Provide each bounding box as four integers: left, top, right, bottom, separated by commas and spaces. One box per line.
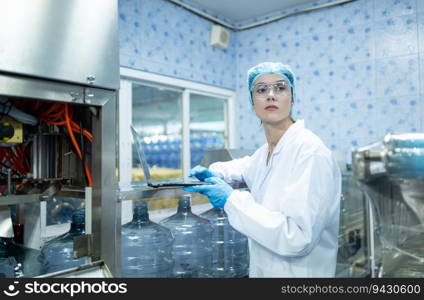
235, 0, 424, 165
119, 0, 237, 89
119, 0, 424, 165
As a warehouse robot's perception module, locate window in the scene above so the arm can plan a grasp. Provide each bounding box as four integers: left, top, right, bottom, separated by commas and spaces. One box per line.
132, 83, 183, 181
118, 67, 235, 188
189, 94, 226, 168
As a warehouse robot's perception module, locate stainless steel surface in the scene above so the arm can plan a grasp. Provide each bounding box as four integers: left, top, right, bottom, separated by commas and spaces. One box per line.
55, 186, 85, 198
0, 0, 119, 89
83, 87, 117, 107
352, 133, 424, 182
0, 0, 119, 278
7, 169, 12, 194
74, 234, 93, 258
353, 134, 424, 277
382, 133, 424, 179
31, 134, 62, 179
0, 73, 84, 103
35, 260, 107, 278
39, 184, 61, 202
0, 194, 42, 206
351, 142, 386, 182
119, 185, 190, 201
336, 173, 369, 277
0, 80, 119, 276
0, 207, 14, 237
398, 180, 424, 224
91, 93, 120, 276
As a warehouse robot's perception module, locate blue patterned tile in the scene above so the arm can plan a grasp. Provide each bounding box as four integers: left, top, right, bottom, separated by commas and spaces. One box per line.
120, 0, 424, 156
315, 102, 341, 139
118, 0, 140, 17
329, 0, 374, 27
119, 0, 236, 89
374, 94, 421, 135
322, 61, 375, 102
419, 52, 424, 94
417, 13, 424, 54
296, 9, 333, 35
418, 0, 424, 12
336, 100, 375, 139
328, 23, 374, 64
374, 0, 416, 20
375, 14, 418, 58
375, 55, 419, 97
419, 94, 424, 131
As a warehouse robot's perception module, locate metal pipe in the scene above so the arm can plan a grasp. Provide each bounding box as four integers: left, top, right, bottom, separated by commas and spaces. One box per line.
167, 0, 358, 31
7, 169, 11, 195
35, 260, 107, 278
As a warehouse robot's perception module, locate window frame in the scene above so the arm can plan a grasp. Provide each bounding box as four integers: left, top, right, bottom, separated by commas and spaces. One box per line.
119, 67, 236, 188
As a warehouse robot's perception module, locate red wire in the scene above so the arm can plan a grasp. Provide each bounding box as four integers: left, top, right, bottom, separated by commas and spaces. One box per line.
1, 100, 94, 187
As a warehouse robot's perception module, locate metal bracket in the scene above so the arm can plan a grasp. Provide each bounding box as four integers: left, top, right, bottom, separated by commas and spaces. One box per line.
74, 234, 93, 258
39, 183, 61, 201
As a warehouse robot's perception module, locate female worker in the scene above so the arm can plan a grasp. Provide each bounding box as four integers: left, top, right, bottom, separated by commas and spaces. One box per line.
184, 62, 341, 278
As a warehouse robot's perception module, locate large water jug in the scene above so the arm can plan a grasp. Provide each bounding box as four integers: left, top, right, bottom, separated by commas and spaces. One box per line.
121, 201, 174, 277
39, 208, 86, 274
200, 208, 249, 277
0, 237, 42, 277
159, 195, 213, 277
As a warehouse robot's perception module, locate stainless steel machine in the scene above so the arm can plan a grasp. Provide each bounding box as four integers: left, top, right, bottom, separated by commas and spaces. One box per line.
335, 172, 369, 277
352, 133, 424, 277
0, 0, 120, 277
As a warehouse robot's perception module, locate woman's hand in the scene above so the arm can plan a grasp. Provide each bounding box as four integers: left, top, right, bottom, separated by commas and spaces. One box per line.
189, 165, 222, 181
183, 177, 233, 208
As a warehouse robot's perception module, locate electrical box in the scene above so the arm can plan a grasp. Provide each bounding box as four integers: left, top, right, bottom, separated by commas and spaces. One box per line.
210, 24, 230, 50
0, 116, 23, 144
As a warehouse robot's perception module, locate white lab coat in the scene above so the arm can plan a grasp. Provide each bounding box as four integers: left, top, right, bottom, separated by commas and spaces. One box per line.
209, 120, 341, 277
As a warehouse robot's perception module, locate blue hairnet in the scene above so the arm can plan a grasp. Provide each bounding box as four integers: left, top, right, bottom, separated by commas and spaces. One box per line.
247, 62, 296, 107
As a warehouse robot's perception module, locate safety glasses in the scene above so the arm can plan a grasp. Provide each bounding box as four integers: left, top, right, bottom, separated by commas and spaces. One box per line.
252, 81, 289, 99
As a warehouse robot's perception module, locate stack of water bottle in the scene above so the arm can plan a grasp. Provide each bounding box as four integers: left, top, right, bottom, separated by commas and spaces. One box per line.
1, 237, 42, 277
121, 195, 249, 278
37, 195, 249, 278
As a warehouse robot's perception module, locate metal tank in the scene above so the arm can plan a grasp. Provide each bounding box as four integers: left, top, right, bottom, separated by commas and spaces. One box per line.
352, 133, 424, 277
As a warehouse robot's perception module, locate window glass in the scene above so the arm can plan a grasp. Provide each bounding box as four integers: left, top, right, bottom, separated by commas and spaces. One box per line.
189, 94, 226, 167
132, 83, 182, 180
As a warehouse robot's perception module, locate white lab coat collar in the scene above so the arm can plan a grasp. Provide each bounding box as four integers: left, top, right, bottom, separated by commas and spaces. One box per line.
268, 119, 305, 156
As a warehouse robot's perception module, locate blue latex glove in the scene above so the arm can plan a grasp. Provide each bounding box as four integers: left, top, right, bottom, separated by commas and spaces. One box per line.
183, 177, 233, 209
189, 165, 222, 182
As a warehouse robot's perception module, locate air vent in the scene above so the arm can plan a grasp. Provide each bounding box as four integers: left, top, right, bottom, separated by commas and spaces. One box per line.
210, 24, 230, 50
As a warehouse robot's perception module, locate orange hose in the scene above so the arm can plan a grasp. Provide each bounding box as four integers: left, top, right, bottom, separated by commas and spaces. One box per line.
64, 104, 92, 187
8, 100, 94, 186
64, 104, 82, 159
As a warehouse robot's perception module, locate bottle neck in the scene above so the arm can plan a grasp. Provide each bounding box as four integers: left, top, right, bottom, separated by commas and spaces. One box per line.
70, 223, 85, 234
70, 209, 86, 234
177, 204, 191, 214
132, 211, 150, 225
177, 196, 192, 214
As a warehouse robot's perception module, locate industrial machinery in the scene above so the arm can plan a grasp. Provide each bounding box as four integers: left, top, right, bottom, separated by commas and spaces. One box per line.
0, 0, 119, 277
352, 133, 424, 277
335, 172, 369, 277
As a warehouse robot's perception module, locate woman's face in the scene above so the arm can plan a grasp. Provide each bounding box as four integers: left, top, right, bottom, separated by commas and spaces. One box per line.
252, 74, 293, 125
